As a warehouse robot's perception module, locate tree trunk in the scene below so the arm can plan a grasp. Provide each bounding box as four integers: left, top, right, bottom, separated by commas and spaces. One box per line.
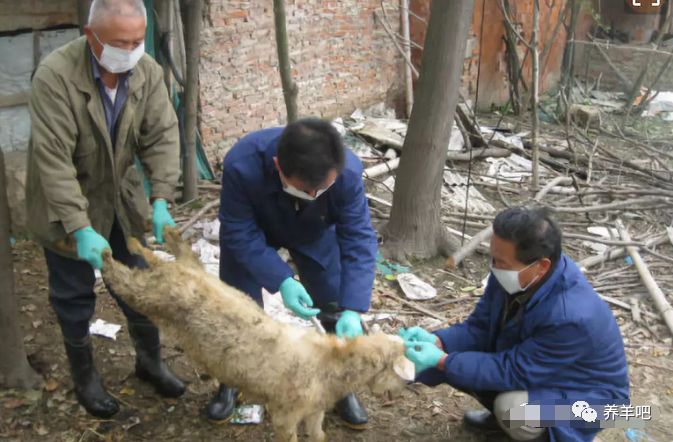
558, 0, 579, 115
382, 0, 474, 261
502, 0, 523, 115
273, 0, 299, 123
77, 0, 90, 35
0, 150, 41, 389
531, 0, 540, 191
182, 0, 202, 202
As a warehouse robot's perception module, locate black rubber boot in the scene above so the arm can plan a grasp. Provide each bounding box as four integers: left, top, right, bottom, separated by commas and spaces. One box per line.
205, 384, 239, 421
63, 336, 119, 418
463, 409, 504, 433
335, 393, 368, 429
128, 321, 185, 398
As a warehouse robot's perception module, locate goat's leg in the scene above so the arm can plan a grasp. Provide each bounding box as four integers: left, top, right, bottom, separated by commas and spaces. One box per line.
126, 237, 164, 267
304, 410, 326, 442
163, 227, 203, 269
101, 251, 147, 306
270, 409, 300, 442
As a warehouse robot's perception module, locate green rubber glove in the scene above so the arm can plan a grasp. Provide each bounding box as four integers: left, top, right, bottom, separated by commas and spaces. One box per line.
152, 199, 176, 244
398, 326, 437, 344
336, 310, 363, 339
73, 226, 111, 270
404, 341, 446, 372
279, 277, 321, 319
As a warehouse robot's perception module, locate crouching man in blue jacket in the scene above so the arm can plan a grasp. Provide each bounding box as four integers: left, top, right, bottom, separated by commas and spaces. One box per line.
400, 207, 629, 442
210, 118, 377, 427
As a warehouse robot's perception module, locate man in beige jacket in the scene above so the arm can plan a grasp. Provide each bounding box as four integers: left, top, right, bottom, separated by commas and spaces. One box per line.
26, 0, 184, 418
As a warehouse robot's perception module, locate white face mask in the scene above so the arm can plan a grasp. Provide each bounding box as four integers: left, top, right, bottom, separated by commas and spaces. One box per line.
283, 183, 331, 201
92, 32, 145, 74
489, 259, 540, 295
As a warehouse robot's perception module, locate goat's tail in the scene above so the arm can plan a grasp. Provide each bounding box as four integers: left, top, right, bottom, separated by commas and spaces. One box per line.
164, 226, 204, 269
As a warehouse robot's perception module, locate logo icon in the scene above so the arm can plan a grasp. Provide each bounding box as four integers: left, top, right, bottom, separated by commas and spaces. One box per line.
571, 401, 590, 418
572, 401, 598, 422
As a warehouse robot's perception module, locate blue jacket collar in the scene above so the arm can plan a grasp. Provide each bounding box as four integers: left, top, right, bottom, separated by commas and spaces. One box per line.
263, 140, 283, 194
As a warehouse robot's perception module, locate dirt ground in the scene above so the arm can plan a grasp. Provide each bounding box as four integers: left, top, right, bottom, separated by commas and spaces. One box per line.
1, 237, 671, 442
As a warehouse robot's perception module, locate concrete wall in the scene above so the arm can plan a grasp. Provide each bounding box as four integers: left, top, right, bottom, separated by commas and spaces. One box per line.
0, 0, 77, 32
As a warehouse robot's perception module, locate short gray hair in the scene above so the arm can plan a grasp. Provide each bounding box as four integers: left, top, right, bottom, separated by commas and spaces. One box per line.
88, 0, 147, 25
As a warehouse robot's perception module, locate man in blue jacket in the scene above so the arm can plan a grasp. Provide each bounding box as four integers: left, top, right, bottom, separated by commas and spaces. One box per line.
400, 207, 629, 441
211, 118, 377, 427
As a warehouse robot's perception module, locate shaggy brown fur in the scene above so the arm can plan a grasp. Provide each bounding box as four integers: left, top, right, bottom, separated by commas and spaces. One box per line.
101, 228, 411, 442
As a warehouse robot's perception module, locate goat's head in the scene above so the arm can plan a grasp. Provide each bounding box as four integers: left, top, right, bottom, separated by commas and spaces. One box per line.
338, 333, 414, 395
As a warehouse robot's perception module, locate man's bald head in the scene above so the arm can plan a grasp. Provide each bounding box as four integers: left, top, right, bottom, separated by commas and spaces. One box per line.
88, 0, 146, 26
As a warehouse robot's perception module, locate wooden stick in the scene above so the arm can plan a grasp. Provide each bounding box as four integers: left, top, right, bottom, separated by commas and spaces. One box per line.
563, 233, 645, 247
362, 158, 400, 179
445, 225, 493, 269
599, 294, 659, 319
381, 292, 447, 322
446, 147, 511, 161
551, 197, 668, 213
617, 220, 673, 337
178, 199, 220, 234
445, 176, 570, 269
629, 360, 673, 373
375, 9, 419, 78
534, 176, 573, 201
578, 233, 668, 271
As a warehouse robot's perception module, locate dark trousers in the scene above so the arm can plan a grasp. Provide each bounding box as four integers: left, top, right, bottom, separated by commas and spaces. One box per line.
44, 219, 152, 342
219, 242, 344, 327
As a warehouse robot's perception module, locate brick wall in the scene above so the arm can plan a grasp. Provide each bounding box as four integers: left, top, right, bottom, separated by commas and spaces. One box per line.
410, 0, 568, 111
199, 1, 403, 165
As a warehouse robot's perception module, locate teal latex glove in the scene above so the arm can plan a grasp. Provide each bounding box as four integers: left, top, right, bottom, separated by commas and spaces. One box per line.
279, 277, 321, 319
398, 326, 437, 344
404, 341, 446, 372
152, 199, 176, 244
336, 310, 363, 339
73, 226, 111, 270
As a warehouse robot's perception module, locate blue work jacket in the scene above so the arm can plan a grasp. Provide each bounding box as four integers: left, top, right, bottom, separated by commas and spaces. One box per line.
418, 254, 629, 442
218, 127, 377, 312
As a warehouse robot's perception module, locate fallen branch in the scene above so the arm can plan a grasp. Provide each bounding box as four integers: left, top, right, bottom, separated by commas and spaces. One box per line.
579, 233, 668, 271
563, 233, 646, 247
598, 294, 659, 320
617, 220, 673, 337
362, 158, 400, 179
381, 292, 447, 322
178, 198, 220, 234
445, 176, 573, 269
445, 225, 493, 269
375, 8, 419, 78
446, 147, 511, 162
551, 197, 669, 213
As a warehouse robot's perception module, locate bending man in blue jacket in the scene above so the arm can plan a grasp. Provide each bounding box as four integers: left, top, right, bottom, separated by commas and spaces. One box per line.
211, 118, 377, 427
400, 207, 629, 442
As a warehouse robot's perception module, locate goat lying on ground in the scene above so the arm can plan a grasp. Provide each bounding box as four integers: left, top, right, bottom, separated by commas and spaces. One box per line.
101, 228, 413, 442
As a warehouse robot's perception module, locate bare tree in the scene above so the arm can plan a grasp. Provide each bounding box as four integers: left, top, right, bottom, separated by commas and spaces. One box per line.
0, 150, 41, 389
273, 0, 298, 123
382, 0, 474, 260
182, 0, 203, 201
531, 0, 540, 191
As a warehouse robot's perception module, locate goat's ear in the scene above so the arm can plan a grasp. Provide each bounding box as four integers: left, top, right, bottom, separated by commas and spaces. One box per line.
393, 356, 415, 382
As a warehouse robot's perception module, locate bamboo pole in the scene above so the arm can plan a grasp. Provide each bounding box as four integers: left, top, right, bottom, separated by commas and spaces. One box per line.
616, 220, 673, 337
